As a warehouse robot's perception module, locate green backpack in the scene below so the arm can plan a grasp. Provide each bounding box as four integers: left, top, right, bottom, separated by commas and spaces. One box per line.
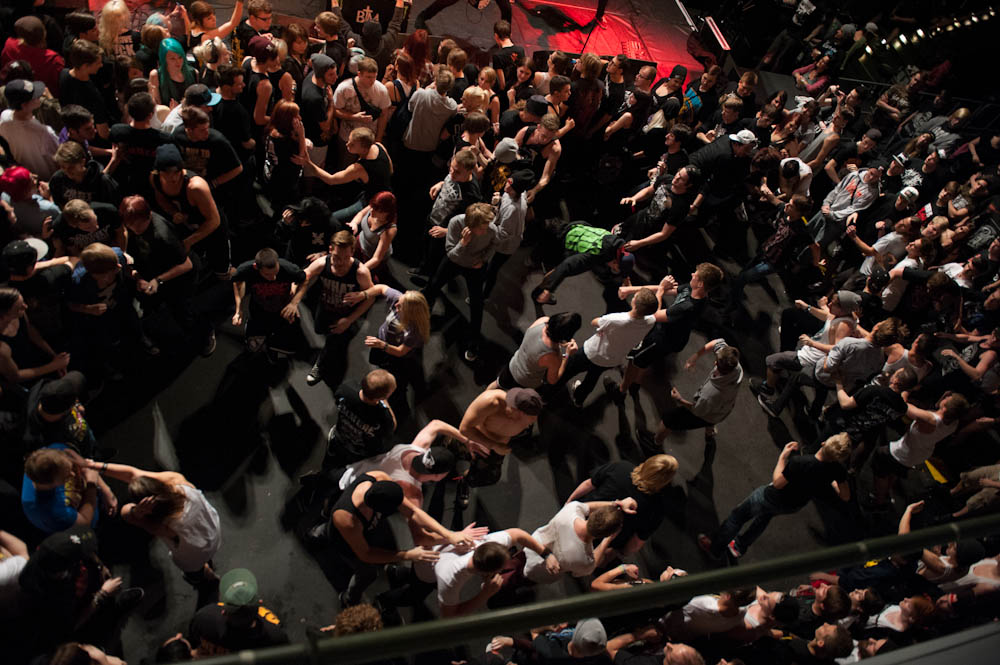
564, 224, 611, 256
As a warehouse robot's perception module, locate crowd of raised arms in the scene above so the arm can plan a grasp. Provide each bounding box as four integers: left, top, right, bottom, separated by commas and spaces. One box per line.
0, 0, 998, 663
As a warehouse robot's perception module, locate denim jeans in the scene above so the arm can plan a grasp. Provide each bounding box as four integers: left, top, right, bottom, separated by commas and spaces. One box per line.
712, 485, 796, 556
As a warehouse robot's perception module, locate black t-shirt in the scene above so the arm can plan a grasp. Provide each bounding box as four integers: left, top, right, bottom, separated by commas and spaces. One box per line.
212, 99, 255, 161
58, 70, 109, 125
582, 461, 669, 544
299, 77, 331, 147
490, 44, 525, 90
784, 597, 826, 639
11, 264, 71, 325
331, 382, 395, 461
170, 128, 242, 182
125, 213, 188, 280
660, 283, 706, 351
189, 604, 289, 656
232, 258, 306, 316
449, 76, 469, 103
109, 124, 165, 192
500, 108, 529, 140
661, 149, 690, 176
764, 454, 847, 510
232, 22, 281, 63
830, 141, 873, 172
613, 649, 660, 665
53, 201, 121, 257
637, 175, 693, 234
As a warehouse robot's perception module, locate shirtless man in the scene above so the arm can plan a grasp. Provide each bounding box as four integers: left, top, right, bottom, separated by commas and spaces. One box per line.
455, 387, 542, 505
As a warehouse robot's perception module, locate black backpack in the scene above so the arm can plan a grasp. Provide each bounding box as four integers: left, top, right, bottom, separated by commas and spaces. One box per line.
385, 79, 414, 145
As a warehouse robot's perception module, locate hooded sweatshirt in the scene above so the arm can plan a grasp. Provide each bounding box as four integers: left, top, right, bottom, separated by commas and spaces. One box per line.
690, 340, 744, 424
48, 160, 121, 208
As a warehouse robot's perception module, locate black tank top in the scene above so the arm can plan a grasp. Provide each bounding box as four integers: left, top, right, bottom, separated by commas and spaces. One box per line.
358, 144, 392, 201
240, 61, 268, 126
0, 316, 32, 367
318, 256, 360, 317
330, 473, 395, 557
521, 125, 553, 177
152, 172, 203, 237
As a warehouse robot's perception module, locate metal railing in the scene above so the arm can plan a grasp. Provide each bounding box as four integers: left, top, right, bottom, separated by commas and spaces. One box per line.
193, 513, 1000, 665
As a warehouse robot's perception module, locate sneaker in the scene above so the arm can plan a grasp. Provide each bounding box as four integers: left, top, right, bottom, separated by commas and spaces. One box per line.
374, 596, 403, 627
115, 587, 145, 613
757, 394, 779, 418
570, 379, 585, 407
140, 335, 160, 356
306, 362, 322, 386
748, 378, 774, 398
385, 563, 410, 588
326, 425, 337, 444
200, 330, 217, 357
463, 348, 478, 362
456, 478, 471, 509
726, 540, 743, 559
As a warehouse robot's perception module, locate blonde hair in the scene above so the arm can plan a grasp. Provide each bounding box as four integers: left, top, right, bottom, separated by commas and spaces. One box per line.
398, 290, 431, 344
461, 85, 489, 113
478, 66, 497, 88
631, 454, 678, 493
193, 37, 227, 65
98, 0, 130, 55
578, 52, 603, 80
820, 433, 851, 463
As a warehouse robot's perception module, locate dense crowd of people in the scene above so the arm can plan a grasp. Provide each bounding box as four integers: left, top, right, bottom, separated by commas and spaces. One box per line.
0, 0, 998, 663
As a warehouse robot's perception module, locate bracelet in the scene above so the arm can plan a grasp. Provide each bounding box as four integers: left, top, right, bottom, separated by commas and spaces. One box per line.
101, 462, 108, 474
619, 563, 626, 573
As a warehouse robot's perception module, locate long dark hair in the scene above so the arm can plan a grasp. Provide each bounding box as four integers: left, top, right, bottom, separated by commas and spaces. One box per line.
129, 476, 185, 521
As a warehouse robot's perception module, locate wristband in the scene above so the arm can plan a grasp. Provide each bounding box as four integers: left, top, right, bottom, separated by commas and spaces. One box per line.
101, 462, 108, 474
541, 547, 553, 558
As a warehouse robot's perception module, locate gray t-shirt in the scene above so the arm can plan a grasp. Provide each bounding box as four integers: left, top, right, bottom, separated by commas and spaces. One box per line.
404, 87, 459, 152
814, 336, 885, 388
492, 191, 528, 255
690, 340, 744, 424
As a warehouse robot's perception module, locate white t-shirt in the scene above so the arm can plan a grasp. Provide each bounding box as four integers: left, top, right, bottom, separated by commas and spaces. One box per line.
160, 104, 185, 134
663, 595, 746, 641
780, 157, 813, 197
0, 110, 60, 179
524, 502, 594, 584
583, 313, 656, 368
416, 530, 513, 608
940, 262, 971, 289
890, 412, 957, 467
0, 554, 27, 616
333, 78, 391, 141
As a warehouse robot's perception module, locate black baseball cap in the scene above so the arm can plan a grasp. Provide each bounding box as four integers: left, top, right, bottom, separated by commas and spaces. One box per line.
2, 239, 38, 275
184, 83, 221, 107
5, 79, 46, 109
38, 371, 86, 414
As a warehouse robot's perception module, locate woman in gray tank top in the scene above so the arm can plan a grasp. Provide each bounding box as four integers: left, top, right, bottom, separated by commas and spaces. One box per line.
349, 191, 397, 280
494, 313, 582, 391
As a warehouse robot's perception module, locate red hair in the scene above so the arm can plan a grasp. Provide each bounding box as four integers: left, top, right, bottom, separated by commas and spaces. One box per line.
369, 191, 397, 225
119, 195, 151, 223
0, 166, 32, 200
404, 29, 429, 73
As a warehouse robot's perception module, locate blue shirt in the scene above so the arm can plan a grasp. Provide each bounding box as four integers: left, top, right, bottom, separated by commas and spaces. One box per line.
21, 443, 97, 534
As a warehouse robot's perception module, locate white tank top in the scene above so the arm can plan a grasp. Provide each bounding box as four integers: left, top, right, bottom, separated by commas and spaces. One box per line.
167, 485, 222, 572
797, 315, 856, 365
339, 443, 424, 490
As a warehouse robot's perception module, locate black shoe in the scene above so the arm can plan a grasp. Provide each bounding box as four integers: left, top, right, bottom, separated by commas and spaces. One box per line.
140, 335, 160, 356
603, 376, 624, 403
115, 587, 145, 613
748, 378, 774, 398
456, 478, 471, 509
374, 597, 403, 627
306, 362, 322, 386
385, 563, 410, 588
410, 273, 429, 286
200, 330, 217, 357
756, 394, 779, 418
339, 590, 353, 608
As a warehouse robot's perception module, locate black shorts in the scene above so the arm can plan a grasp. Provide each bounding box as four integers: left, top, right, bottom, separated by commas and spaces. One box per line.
496, 363, 523, 391
660, 405, 712, 431
871, 446, 910, 479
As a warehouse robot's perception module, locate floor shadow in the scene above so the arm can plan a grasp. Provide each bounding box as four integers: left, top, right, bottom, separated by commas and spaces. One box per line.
267, 385, 323, 478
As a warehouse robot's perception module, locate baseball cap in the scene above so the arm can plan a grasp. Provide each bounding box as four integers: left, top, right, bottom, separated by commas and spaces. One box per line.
2, 239, 38, 275
38, 371, 87, 414
509, 169, 536, 193
617, 251, 635, 277
154, 144, 184, 170
865, 21, 879, 35
506, 387, 543, 416
668, 64, 687, 81
184, 83, 221, 107
493, 138, 520, 164
220, 568, 259, 607
310, 53, 335, 78
4, 79, 46, 109
0, 165, 33, 199
840, 23, 857, 35
891, 153, 907, 168
364, 480, 404, 514
525, 94, 548, 117
899, 186, 920, 203
570, 618, 607, 657
729, 129, 758, 145
25, 237, 49, 260
867, 264, 890, 291
410, 446, 456, 475
835, 290, 862, 314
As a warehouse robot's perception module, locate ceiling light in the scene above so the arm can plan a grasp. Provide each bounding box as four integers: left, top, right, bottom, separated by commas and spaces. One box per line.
916, 28, 925, 37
